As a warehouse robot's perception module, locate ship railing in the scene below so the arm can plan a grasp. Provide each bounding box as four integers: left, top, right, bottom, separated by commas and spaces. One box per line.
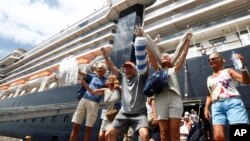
6, 23, 115, 79
3, 40, 113, 84
145, 0, 194, 21
145, 0, 227, 30
159, 9, 250, 45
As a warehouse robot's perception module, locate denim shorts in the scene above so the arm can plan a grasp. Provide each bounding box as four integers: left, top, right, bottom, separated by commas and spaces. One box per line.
211, 98, 249, 125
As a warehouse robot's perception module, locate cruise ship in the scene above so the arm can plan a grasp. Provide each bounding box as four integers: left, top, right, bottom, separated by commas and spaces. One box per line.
0, 0, 250, 140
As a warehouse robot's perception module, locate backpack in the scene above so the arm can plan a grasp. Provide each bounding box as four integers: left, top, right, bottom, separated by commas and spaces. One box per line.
143, 69, 168, 97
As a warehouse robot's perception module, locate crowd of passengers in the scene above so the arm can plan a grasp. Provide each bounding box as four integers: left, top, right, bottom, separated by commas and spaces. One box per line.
69, 26, 250, 141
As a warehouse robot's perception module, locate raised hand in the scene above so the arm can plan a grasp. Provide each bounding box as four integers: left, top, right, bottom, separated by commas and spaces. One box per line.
134, 25, 144, 37
186, 33, 193, 41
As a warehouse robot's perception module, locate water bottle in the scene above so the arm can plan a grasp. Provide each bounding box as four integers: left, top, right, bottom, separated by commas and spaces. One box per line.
231, 51, 242, 70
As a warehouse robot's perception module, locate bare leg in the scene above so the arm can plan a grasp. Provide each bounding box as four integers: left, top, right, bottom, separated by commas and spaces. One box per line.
158, 120, 170, 141
69, 123, 81, 141
107, 127, 119, 141
169, 118, 181, 141
138, 127, 149, 141
84, 126, 92, 141
213, 125, 226, 141
99, 131, 106, 141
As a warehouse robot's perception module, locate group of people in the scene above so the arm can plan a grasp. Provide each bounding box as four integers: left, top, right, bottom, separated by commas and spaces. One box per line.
179, 110, 198, 141
68, 26, 250, 141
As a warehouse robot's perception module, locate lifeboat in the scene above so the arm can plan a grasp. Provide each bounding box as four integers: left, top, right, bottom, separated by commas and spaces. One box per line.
42, 73, 59, 91
0, 86, 8, 90
27, 71, 52, 93
9, 80, 26, 87
77, 58, 90, 64
0, 86, 8, 99
1, 80, 27, 99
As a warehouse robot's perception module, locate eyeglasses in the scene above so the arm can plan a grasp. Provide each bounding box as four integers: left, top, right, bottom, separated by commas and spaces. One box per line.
208, 57, 220, 62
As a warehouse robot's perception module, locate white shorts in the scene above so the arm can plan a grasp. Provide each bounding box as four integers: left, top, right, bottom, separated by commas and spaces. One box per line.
72, 97, 99, 127
155, 90, 183, 120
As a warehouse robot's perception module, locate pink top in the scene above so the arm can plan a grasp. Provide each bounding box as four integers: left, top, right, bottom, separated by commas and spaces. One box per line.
207, 69, 240, 101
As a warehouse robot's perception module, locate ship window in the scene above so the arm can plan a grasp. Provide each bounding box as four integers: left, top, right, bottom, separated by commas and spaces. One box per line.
190, 43, 201, 48
23, 119, 27, 123
238, 31, 250, 46
51, 116, 57, 123
32, 118, 36, 123
63, 115, 70, 123
209, 37, 226, 45
79, 20, 88, 28
41, 117, 45, 123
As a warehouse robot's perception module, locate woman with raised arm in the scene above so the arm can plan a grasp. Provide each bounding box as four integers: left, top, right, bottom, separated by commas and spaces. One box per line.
204, 52, 250, 141
147, 33, 192, 141
81, 74, 121, 141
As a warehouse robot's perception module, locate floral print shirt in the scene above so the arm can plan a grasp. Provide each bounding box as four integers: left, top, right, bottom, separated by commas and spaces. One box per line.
207, 69, 240, 101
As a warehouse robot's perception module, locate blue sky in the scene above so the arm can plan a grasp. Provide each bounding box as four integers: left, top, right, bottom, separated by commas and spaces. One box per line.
0, 0, 107, 59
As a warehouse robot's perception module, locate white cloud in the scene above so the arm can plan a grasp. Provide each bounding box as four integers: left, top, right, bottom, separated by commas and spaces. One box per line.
0, 0, 107, 47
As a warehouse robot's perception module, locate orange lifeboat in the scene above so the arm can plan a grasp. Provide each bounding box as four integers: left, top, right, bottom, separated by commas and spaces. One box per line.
77, 58, 90, 64
9, 80, 26, 87
0, 86, 8, 90
28, 71, 52, 81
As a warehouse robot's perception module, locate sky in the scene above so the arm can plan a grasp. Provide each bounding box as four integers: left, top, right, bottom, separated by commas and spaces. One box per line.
0, 0, 107, 60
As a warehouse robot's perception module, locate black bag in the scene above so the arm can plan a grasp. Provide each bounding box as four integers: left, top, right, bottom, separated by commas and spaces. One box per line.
77, 75, 93, 100
188, 122, 205, 141
143, 69, 168, 97
77, 85, 86, 100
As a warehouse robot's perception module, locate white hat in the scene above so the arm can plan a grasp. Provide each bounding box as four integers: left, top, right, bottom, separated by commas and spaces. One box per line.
184, 111, 190, 116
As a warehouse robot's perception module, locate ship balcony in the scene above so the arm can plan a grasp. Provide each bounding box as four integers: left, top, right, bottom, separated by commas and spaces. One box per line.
7, 32, 114, 78
0, 40, 114, 85
157, 9, 250, 52
144, 0, 235, 34
6, 22, 116, 74
144, 0, 196, 24
5, 23, 116, 76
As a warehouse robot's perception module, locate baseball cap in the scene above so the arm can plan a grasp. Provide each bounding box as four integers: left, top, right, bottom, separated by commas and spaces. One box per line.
123, 61, 136, 68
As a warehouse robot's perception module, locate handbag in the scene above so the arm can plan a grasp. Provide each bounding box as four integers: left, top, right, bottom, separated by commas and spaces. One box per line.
106, 108, 118, 121
143, 69, 168, 97
77, 85, 86, 100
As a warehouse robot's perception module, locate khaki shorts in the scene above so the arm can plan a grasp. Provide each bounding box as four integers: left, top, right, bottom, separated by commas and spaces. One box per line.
72, 97, 99, 127
155, 90, 183, 120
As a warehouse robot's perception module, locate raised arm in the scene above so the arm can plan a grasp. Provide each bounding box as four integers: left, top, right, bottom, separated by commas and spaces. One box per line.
147, 48, 160, 71
101, 48, 119, 77
78, 69, 87, 78
229, 54, 250, 84
175, 33, 192, 73
81, 80, 105, 95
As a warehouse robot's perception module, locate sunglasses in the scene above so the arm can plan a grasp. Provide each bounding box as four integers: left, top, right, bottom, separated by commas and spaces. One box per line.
208, 57, 220, 62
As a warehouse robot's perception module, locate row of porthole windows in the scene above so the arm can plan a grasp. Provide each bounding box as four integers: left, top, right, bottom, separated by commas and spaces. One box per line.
13, 115, 71, 124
